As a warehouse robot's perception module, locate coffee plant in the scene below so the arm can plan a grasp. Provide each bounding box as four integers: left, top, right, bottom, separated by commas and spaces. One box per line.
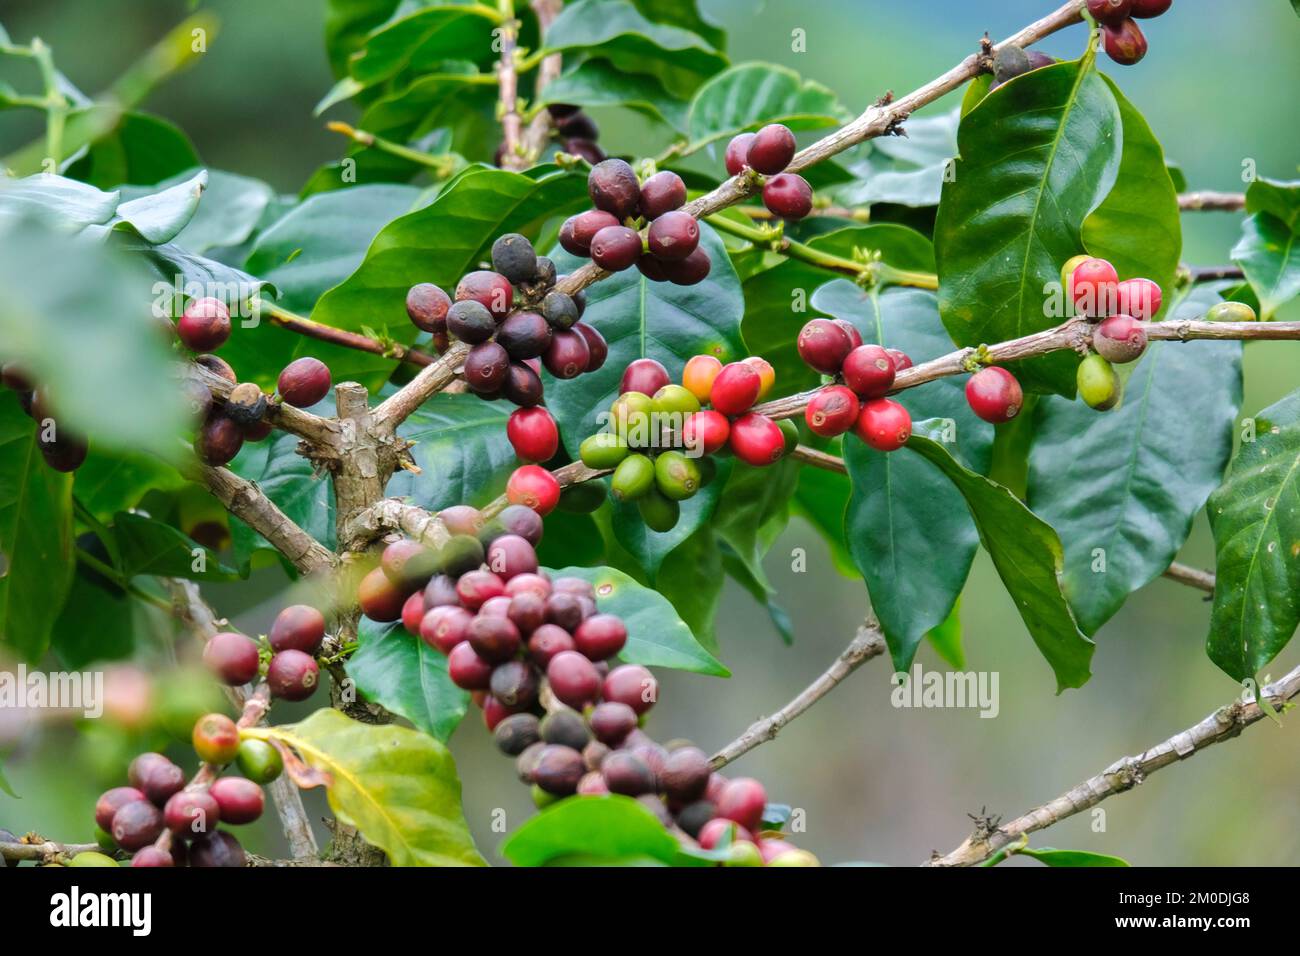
0, 0, 1298, 872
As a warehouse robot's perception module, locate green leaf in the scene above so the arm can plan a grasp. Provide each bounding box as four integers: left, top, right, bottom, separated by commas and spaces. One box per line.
0, 394, 75, 660
546, 224, 745, 456
546, 565, 728, 675
542, 0, 727, 99
325, 0, 401, 76
387, 392, 514, 511
347, 4, 500, 93
836, 109, 958, 208
0, 757, 15, 798
1206, 388, 1300, 681
628, 0, 726, 50
684, 62, 845, 152
351, 71, 498, 163
229, 423, 336, 568
790, 462, 857, 577
1231, 177, 1300, 319
256, 708, 484, 866
1080, 77, 1181, 314
1018, 846, 1130, 867
51, 570, 141, 668
72, 449, 186, 523
348, 619, 469, 742
713, 458, 799, 593
1028, 286, 1242, 635
537, 60, 688, 133
502, 794, 687, 866
122, 168, 274, 255
63, 110, 201, 190
934, 57, 1122, 395
906, 432, 1095, 691
111, 511, 241, 582
652, 525, 725, 652
926, 600, 965, 669
819, 279, 992, 673
108, 170, 207, 244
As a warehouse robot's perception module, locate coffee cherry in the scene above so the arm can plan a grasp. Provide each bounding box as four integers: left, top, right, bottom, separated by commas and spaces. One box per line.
193, 713, 240, 765
463, 341, 510, 396
419, 605, 472, 654
1206, 301, 1257, 323
652, 449, 699, 499
506, 407, 559, 464
724, 840, 764, 867
189, 830, 246, 868
467, 613, 520, 663
540, 329, 590, 381
490, 660, 539, 710
564, 138, 605, 167
585, 701, 635, 747
0, 362, 33, 392
1077, 353, 1122, 410
128, 753, 185, 805
709, 361, 761, 415
498, 311, 553, 361
1093, 314, 1148, 363
640, 171, 688, 219
716, 776, 767, 832
208, 777, 263, 825
357, 567, 405, 623
842, 344, 896, 398
747, 124, 796, 174
527, 623, 575, 666
424, 572, 462, 608
224, 382, 268, 427
447, 641, 494, 689
797, 318, 854, 374
164, 789, 220, 836
590, 225, 643, 271
486, 534, 539, 581
506, 571, 551, 599
660, 247, 711, 285
680, 354, 721, 404
614, 359, 667, 400
541, 290, 579, 330
131, 847, 175, 867
195, 353, 237, 383
506, 464, 561, 515
491, 503, 546, 547
495, 713, 541, 756
742, 356, 776, 400
559, 210, 621, 256
660, 746, 711, 803
439, 533, 488, 576
855, 398, 912, 452
455, 569, 504, 610
587, 158, 641, 219
1115, 277, 1162, 320
805, 385, 860, 437
572, 614, 628, 661
603, 663, 657, 714
611, 453, 656, 502
965, 367, 1024, 423
675, 800, 716, 838
111, 800, 164, 851
269, 604, 327, 655
266, 649, 319, 701
178, 297, 232, 352
992, 44, 1032, 83
545, 591, 586, 631
277, 357, 331, 408
681, 409, 730, 455
887, 348, 913, 371
196, 414, 244, 466
580, 431, 630, 469
554, 576, 595, 600
728, 412, 786, 466
647, 211, 700, 262
1026, 50, 1057, 69
762, 173, 813, 220
503, 362, 544, 407
1130, 0, 1171, 16
203, 631, 260, 685
491, 233, 538, 285
406, 282, 451, 332
533, 745, 586, 795
601, 751, 656, 796
1102, 18, 1148, 64
724, 132, 757, 175
1086, 0, 1133, 24
506, 591, 546, 635
698, 817, 752, 849
456, 270, 514, 321
1069, 256, 1120, 316
95, 786, 147, 832
538, 711, 590, 752
235, 738, 283, 784
446, 300, 496, 344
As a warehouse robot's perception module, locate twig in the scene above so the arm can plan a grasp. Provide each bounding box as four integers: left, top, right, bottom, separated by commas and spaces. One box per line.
325, 121, 462, 179
518, 0, 564, 164
0, 838, 100, 864
371, 341, 469, 434
260, 299, 438, 369
1178, 191, 1246, 212
741, 204, 870, 223
194, 362, 340, 448
926, 661, 1300, 866
496, 0, 525, 170
789, 445, 848, 474
1162, 561, 1215, 594
1189, 265, 1245, 282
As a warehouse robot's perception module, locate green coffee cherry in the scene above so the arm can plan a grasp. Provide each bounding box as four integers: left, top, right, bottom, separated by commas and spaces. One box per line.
776, 419, 799, 457
610, 392, 655, 447
235, 738, 284, 784
1077, 354, 1122, 411
1206, 301, 1257, 323
95, 827, 117, 852
531, 783, 559, 809
654, 450, 702, 501
611, 454, 656, 502
580, 432, 629, 469
558, 480, 608, 514
652, 384, 701, 417
638, 488, 681, 532
723, 841, 763, 867
68, 851, 119, 867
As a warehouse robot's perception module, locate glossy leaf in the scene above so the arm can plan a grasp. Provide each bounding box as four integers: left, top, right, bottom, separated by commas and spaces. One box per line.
1231, 177, 1300, 319
790, 462, 857, 577
111, 511, 242, 582
63, 110, 200, 190
537, 60, 688, 132
713, 457, 799, 594
685, 62, 844, 152
351, 70, 498, 162
387, 392, 514, 511
0, 759, 15, 799
501, 794, 685, 867
325, 0, 401, 76
122, 168, 273, 255
643, 525, 725, 652
51, 570, 143, 669
72, 449, 186, 523
348, 619, 469, 742
629, 0, 726, 50
837, 109, 958, 208
347, 5, 500, 92
1018, 847, 1130, 867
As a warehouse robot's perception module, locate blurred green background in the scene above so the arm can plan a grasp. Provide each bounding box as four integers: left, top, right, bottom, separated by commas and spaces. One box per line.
1, 0, 1297, 866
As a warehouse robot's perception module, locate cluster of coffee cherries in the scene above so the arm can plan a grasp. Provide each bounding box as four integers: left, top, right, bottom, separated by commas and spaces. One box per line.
547, 103, 606, 166
176, 297, 333, 467
576, 354, 794, 531
1088, 0, 1173, 65
988, 44, 1057, 90
725, 123, 815, 220
0, 362, 88, 472
405, 234, 608, 406
203, 603, 326, 703
559, 160, 711, 285
88, 722, 281, 867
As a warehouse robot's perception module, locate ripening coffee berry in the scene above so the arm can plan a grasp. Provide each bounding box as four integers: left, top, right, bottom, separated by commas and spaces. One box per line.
277, 357, 332, 408
1069, 257, 1119, 317
507, 591, 546, 635
728, 412, 787, 466
492, 503, 545, 547
603, 663, 657, 714
638, 172, 687, 221
797, 318, 854, 374
40, 430, 89, 473
716, 776, 768, 832
164, 789, 220, 836
447, 640, 494, 691
590, 225, 643, 271
1093, 314, 1148, 363
588, 701, 638, 746
542, 328, 591, 380
1102, 19, 1148, 64
559, 210, 621, 256
579, 432, 629, 470
203, 631, 260, 685
1086, 0, 1133, 24
235, 738, 283, 784
655, 450, 702, 500
660, 746, 711, 803
1077, 353, 1122, 410
269, 604, 326, 654
573, 613, 628, 661
491, 233, 538, 285
527, 623, 575, 667
207, 777, 264, 825
1206, 301, 1257, 323
189, 831, 246, 868
725, 841, 764, 867
131, 847, 175, 867
506, 570, 551, 600
266, 649, 319, 701
358, 567, 406, 622
710, 361, 762, 416
532, 745, 586, 796
762, 173, 813, 220
697, 817, 752, 850
621, 358, 671, 397
887, 348, 913, 371
507, 407, 559, 463
111, 800, 164, 851
1130, 0, 1171, 16
406, 283, 451, 333
577, 771, 609, 795
193, 713, 240, 765
724, 132, 757, 176
502, 362, 544, 407
497, 311, 553, 361
660, 247, 711, 285
545, 591, 586, 631
681, 354, 722, 403
855, 398, 912, 452
965, 367, 1024, 423
743, 356, 776, 400
506, 464, 561, 515
424, 573, 461, 608
588, 158, 642, 219
490, 660, 539, 710
446, 300, 497, 345
992, 44, 1032, 84
457, 569, 506, 611
1115, 277, 1162, 320
96, 786, 147, 832
805, 385, 860, 437
464, 341, 511, 396
486, 534, 539, 581
541, 290, 579, 329
647, 210, 700, 262
456, 270, 514, 321
611, 453, 656, 502
177, 297, 232, 352
128, 753, 185, 805
420, 605, 473, 654
747, 124, 797, 174
602, 751, 657, 796
682, 409, 730, 455
546, 650, 601, 709
842, 344, 896, 399
541, 710, 590, 750
652, 384, 701, 419
382, 540, 437, 593
495, 713, 541, 756
196, 414, 244, 466
468, 614, 521, 663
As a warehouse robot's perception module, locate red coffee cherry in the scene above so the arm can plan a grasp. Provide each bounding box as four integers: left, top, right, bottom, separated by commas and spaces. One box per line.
1102, 19, 1148, 65
1069, 257, 1119, 317
507, 407, 559, 463
111, 799, 164, 851
640, 171, 687, 219
164, 789, 221, 836
464, 341, 511, 395
269, 604, 326, 654
574, 323, 608, 371
854, 398, 912, 452
277, 357, 332, 408
590, 225, 643, 271
547, 650, 602, 708
724, 132, 757, 176
128, 752, 185, 805
728, 412, 786, 466
746, 124, 797, 175
660, 746, 711, 803
405, 282, 451, 332
455, 270, 514, 321
486, 534, 539, 581
647, 211, 700, 261
965, 367, 1024, 423
401, 591, 425, 635
266, 649, 319, 701
196, 414, 244, 466
1116, 277, 1162, 320
447, 641, 493, 689
420, 605, 473, 654
381, 539, 437, 590
588, 701, 638, 746
698, 817, 753, 849
203, 631, 260, 685
533, 744, 586, 795
358, 567, 406, 622
832, 318, 863, 350
482, 692, 510, 730
602, 751, 657, 796
1130, 0, 1171, 16
559, 210, 621, 256
709, 362, 762, 416
681, 409, 730, 455
1086, 0, 1133, 24
95, 786, 146, 832
805, 385, 860, 437
506, 571, 551, 600
1093, 314, 1149, 364
189, 831, 246, 868
543, 329, 591, 379
457, 569, 507, 610
506, 464, 561, 516
762, 173, 813, 220
527, 623, 575, 667
797, 318, 854, 374
716, 776, 768, 832
467, 614, 521, 663
563, 137, 605, 164
887, 348, 913, 371
193, 713, 240, 765
131, 847, 175, 868
573, 613, 628, 660
602, 663, 657, 714
587, 158, 642, 220
620, 358, 671, 396
842, 344, 897, 399
660, 247, 711, 285
177, 297, 232, 352
209, 776, 264, 825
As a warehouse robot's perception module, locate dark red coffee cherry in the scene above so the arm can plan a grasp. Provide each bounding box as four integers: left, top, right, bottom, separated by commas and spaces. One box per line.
620, 358, 671, 396
506, 464, 561, 515
965, 367, 1024, 423
545, 591, 585, 632
1102, 19, 1147, 65
128, 753, 186, 805
559, 210, 621, 256
556, 110, 599, 139
164, 789, 221, 836
0, 362, 33, 392
447, 641, 493, 689
95, 786, 147, 832
588, 701, 638, 745
603, 664, 657, 714
1130, 0, 1171, 16
406, 282, 451, 333
842, 344, 896, 399
660, 745, 711, 803
660, 247, 711, 285
564, 137, 606, 165
647, 210, 700, 261
637, 254, 669, 282
467, 614, 521, 663
457, 569, 507, 610
602, 751, 657, 796
269, 604, 326, 654
455, 270, 514, 321
490, 660, 539, 710
492, 503, 545, 546
446, 300, 496, 344
805, 385, 860, 438
196, 414, 244, 466
464, 342, 511, 395
728, 412, 787, 467
763, 172, 813, 220
590, 225, 642, 271
177, 297, 231, 352
587, 159, 641, 220
266, 649, 319, 701
277, 357, 332, 408
507, 407, 559, 463
541, 290, 579, 329
542, 328, 591, 379
746, 124, 797, 174
496, 311, 552, 361
202, 630, 260, 686
208, 776, 264, 825
358, 566, 406, 622
1086, 0, 1132, 24
716, 776, 767, 832
111, 799, 164, 851
540, 711, 591, 752
189, 830, 246, 868
486, 534, 539, 581
507, 591, 546, 634
573, 614, 627, 660
193, 712, 240, 765
797, 318, 854, 374
420, 605, 473, 654
574, 323, 608, 371
491, 233, 538, 285
724, 132, 756, 176
533, 745, 586, 796
640, 170, 688, 219
495, 713, 541, 756
528, 623, 575, 666
547, 650, 602, 708
854, 398, 912, 452
500, 362, 542, 407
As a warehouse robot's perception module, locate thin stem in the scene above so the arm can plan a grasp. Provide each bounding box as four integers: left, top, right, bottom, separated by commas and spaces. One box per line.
30, 39, 66, 169
325, 122, 461, 178
741, 204, 870, 223
518, 0, 564, 163
1189, 265, 1245, 283
1178, 191, 1246, 213
496, 0, 525, 170
789, 445, 847, 474
1163, 561, 1215, 594
259, 299, 438, 368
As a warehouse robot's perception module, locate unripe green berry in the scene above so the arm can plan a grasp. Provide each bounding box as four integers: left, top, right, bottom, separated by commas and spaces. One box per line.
580, 432, 629, 469
1077, 354, 1122, 411
611, 453, 656, 502
1206, 301, 1257, 323
654, 450, 701, 501
235, 738, 283, 783
637, 488, 681, 532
